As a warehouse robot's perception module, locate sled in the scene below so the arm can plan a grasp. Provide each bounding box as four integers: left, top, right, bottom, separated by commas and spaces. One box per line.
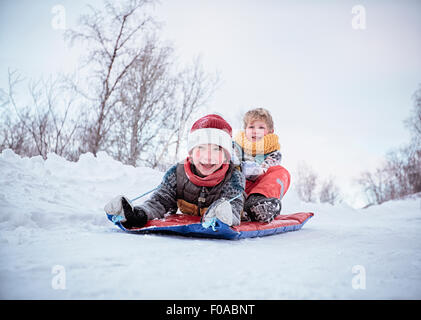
107, 212, 314, 240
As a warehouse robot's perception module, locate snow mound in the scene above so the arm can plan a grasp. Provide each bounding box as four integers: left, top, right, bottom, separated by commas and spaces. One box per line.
0, 149, 162, 231
0, 149, 420, 299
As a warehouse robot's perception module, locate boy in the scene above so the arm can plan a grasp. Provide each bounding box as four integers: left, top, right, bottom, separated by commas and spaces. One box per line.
105, 114, 245, 228
233, 108, 290, 223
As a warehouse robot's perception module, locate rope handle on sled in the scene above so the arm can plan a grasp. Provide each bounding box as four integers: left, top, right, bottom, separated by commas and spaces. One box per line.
130, 187, 159, 203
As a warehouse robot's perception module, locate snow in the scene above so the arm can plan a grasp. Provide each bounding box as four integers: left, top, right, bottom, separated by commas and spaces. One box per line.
0, 149, 420, 299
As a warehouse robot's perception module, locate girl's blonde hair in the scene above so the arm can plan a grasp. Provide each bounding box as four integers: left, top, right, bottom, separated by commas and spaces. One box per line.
243, 108, 274, 132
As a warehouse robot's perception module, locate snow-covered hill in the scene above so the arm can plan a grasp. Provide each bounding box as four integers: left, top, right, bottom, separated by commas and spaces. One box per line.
0, 149, 420, 299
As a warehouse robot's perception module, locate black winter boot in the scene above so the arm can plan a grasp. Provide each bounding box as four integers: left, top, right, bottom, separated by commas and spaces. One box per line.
244, 193, 282, 223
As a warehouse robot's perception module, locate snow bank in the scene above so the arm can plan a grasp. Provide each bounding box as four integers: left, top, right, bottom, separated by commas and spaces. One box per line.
0, 149, 162, 231
0, 149, 420, 299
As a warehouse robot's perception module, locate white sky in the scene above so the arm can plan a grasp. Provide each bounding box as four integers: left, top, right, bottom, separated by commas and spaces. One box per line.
1, 0, 420, 207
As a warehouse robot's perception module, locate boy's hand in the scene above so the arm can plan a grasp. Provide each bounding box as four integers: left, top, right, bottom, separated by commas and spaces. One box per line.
241, 161, 264, 179
204, 198, 234, 226
104, 196, 148, 228
104, 195, 132, 223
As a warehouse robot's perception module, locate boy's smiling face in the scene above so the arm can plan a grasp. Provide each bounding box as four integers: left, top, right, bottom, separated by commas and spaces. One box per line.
245, 120, 271, 142
191, 144, 226, 176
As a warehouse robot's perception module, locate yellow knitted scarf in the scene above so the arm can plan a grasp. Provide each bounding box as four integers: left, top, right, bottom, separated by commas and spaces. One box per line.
234, 131, 280, 156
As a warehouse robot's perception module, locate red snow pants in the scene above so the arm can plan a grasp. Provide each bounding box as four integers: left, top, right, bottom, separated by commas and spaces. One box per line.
245, 165, 291, 199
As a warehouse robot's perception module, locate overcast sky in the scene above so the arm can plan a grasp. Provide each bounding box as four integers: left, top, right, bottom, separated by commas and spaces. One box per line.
1, 0, 420, 207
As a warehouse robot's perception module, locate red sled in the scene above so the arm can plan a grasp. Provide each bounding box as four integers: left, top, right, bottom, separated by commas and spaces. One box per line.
107, 212, 314, 240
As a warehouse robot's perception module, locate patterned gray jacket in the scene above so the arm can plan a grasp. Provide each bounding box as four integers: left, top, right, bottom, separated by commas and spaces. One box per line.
136, 162, 246, 226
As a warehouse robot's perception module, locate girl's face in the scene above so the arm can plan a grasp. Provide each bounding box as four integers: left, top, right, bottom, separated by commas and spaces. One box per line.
191, 144, 226, 176
245, 120, 270, 142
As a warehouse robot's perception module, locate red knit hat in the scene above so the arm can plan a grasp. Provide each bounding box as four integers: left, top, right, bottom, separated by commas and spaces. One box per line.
190, 114, 232, 136
188, 114, 233, 158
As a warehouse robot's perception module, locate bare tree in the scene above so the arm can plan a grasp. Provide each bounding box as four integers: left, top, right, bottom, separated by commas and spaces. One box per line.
403, 85, 421, 193
65, 0, 157, 156
172, 56, 220, 162
0, 108, 32, 156
109, 36, 176, 166
398, 144, 421, 194
358, 85, 421, 206
319, 176, 341, 205
147, 56, 219, 168
104, 43, 219, 169
357, 169, 387, 205
295, 162, 318, 203
2, 0, 219, 167
65, 0, 218, 167
0, 71, 31, 155
384, 148, 411, 198
0, 69, 81, 160
405, 84, 421, 147
358, 145, 421, 206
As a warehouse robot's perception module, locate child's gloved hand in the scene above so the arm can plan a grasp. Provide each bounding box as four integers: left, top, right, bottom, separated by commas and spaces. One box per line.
203, 198, 234, 226
104, 195, 131, 222
241, 161, 264, 180
104, 196, 148, 228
